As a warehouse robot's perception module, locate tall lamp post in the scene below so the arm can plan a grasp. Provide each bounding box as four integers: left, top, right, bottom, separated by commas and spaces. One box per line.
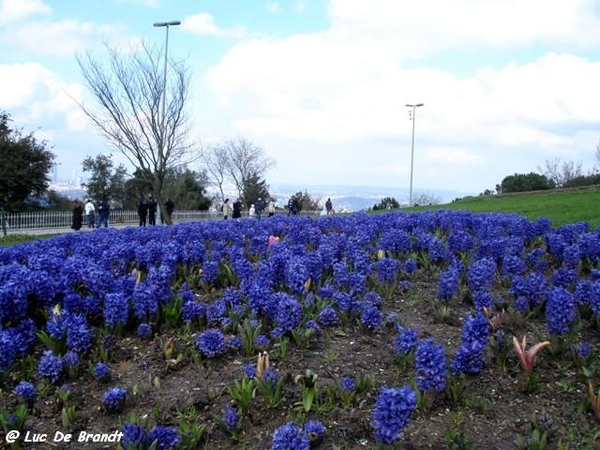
153, 20, 181, 126
153, 20, 180, 224
405, 103, 424, 207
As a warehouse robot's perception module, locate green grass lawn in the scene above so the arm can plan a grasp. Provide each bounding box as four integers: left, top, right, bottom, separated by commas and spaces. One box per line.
410, 186, 600, 229
0, 233, 56, 247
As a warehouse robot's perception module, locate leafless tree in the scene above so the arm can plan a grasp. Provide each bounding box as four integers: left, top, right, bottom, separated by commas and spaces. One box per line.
202, 137, 276, 201
538, 158, 583, 188
75, 42, 194, 224
202, 143, 229, 201
412, 192, 441, 206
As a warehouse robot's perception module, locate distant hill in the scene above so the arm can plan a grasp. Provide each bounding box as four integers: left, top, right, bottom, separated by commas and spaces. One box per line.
49, 181, 476, 213
269, 183, 475, 212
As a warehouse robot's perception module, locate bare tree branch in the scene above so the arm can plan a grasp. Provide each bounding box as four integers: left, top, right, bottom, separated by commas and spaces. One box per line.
74, 41, 195, 224
201, 137, 276, 202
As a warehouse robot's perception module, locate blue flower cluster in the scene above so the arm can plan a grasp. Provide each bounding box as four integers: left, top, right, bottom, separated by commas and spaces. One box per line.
317, 305, 339, 327
196, 328, 226, 358
275, 295, 303, 331
304, 420, 325, 443
510, 271, 548, 311
38, 350, 64, 384
137, 323, 152, 339
1, 205, 599, 449
121, 422, 146, 447
271, 421, 310, 450
373, 257, 402, 284
438, 264, 460, 301
340, 377, 356, 391
93, 362, 111, 382
371, 386, 417, 444
222, 405, 239, 430
360, 304, 382, 329
103, 387, 127, 413
545, 287, 577, 335
415, 338, 448, 392
467, 257, 497, 293
104, 293, 129, 327
451, 313, 490, 375
147, 426, 180, 449
393, 326, 419, 356
14, 381, 36, 402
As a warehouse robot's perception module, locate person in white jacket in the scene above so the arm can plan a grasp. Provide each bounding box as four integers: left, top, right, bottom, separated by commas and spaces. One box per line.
222, 198, 233, 219
84, 199, 96, 228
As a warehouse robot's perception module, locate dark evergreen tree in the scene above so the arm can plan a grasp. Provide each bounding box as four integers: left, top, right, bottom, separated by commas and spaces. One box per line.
242, 172, 270, 208
499, 173, 555, 193
373, 197, 400, 210
294, 190, 322, 213
0, 112, 56, 212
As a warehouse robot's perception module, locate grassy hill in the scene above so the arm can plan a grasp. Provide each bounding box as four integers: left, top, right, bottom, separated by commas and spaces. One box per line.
408, 185, 600, 229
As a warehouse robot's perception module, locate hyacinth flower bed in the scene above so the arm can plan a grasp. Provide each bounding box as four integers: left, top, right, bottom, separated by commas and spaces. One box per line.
1, 211, 600, 449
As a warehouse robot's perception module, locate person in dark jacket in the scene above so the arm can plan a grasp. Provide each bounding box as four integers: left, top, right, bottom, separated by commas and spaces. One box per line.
232, 199, 242, 219
288, 195, 300, 216
255, 197, 265, 220
138, 195, 148, 226
164, 197, 175, 224
148, 194, 158, 225
97, 198, 110, 228
71, 200, 83, 231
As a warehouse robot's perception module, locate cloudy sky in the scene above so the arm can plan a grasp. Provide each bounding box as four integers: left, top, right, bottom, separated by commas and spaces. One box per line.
1, 0, 599, 197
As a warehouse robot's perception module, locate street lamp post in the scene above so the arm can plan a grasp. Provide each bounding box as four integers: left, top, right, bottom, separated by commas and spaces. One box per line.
405, 103, 424, 207
153, 20, 181, 127
153, 20, 180, 224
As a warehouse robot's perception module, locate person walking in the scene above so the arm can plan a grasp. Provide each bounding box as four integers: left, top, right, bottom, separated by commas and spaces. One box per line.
222, 198, 232, 219
138, 195, 148, 226
148, 194, 157, 225
267, 199, 275, 217
255, 197, 265, 220
84, 198, 96, 228
288, 195, 300, 216
97, 198, 110, 228
165, 197, 175, 224
325, 197, 333, 215
232, 199, 242, 219
249, 204, 256, 219
71, 200, 83, 231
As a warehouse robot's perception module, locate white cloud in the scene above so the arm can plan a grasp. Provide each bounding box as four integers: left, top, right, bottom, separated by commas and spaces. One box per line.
182, 13, 245, 38
0, 18, 123, 57
199, 1, 600, 191
327, 0, 600, 56
0, 62, 88, 132
293, 1, 309, 13
267, 2, 281, 13
424, 147, 485, 165
0, 0, 50, 25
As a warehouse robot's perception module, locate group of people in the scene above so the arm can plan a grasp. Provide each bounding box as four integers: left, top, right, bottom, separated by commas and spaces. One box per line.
221, 196, 334, 219
222, 198, 276, 220
71, 198, 110, 231
72, 193, 334, 231
71, 194, 177, 231
138, 194, 175, 226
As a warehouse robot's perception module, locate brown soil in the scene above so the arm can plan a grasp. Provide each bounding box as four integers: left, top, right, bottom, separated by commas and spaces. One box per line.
3, 276, 599, 450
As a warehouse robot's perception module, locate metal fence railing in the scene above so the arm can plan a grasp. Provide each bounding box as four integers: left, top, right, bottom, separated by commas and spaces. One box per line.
0, 209, 321, 235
